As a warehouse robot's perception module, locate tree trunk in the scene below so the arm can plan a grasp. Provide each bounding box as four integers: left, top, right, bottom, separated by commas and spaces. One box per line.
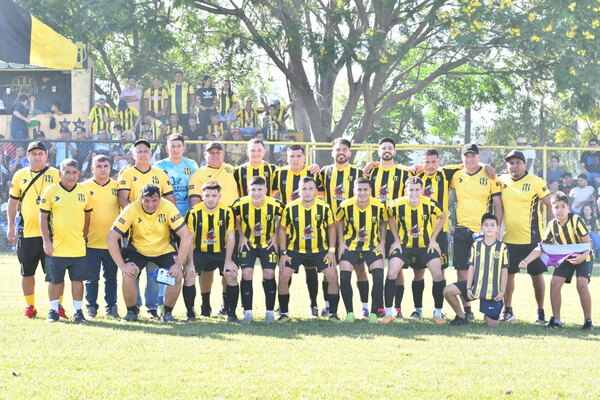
464, 107, 472, 144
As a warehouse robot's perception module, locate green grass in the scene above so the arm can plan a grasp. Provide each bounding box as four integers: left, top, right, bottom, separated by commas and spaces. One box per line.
0, 253, 598, 399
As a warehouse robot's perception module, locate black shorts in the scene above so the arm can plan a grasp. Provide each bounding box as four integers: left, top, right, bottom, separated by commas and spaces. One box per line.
46, 256, 88, 284
407, 234, 449, 270
193, 249, 225, 275
286, 250, 329, 272
389, 247, 440, 269
122, 247, 176, 277
238, 245, 277, 270
339, 249, 383, 267
553, 260, 593, 284
17, 236, 46, 277
506, 243, 547, 275
452, 226, 475, 270
453, 280, 503, 320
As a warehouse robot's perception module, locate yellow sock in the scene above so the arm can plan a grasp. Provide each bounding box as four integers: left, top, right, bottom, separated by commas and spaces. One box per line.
59, 295, 63, 305
25, 294, 35, 307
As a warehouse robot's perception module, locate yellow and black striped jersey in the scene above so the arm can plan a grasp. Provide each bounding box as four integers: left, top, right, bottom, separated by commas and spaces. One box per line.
319, 164, 363, 214
272, 166, 318, 204
186, 202, 235, 253
87, 105, 114, 135
216, 90, 239, 114
388, 196, 443, 249
237, 107, 262, 127
169, 81, 193, 115
264, 115, 279, 141
232, 196, 284, 248
415, 166, 460, 231
281, 198, 334, 253
335, 197, 387, 251
500, 173, 550, 244
469, 240, 508, 300
368, 165, 411, 203
147, 119, 165, 141
116, 106, 139, 131
542, 213, 591, 261
273, 104, 287, 122
167, 124, 184, 136
207, 122, 226, 138
234, 163, 277, 196
450, 167, 501, 232
144, 87, 169, 113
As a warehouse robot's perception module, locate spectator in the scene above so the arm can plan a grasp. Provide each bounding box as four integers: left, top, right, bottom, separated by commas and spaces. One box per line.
207, 111, 226, 138
0, 134, 16, 163
569, 174, 595, 214
52, 127, 76, 167
548, 180, 560, 196
73, 127, 93, 174
8, 145, 29, 174
559, 172, 574, 195
167, 113, 184, 135
579, 137, 600, 186
144, 110, 167, 140
34, 131, 53, 154
235, 96, 262, 137
195, 75, 217, 137
119, 75, 142, 112
170, 70, 194, 122
580, 204, 600, 258
537, 156, 564, 182
112, 124, 124, 141
93, 129, 112, 156
272, 131, 292, 165
142, 129, 161, 163
216, 80, 239, 130
50, 101, 64, 116
260, 96, 294, 133
144, 75, 169, 122
516, 137, 536, 174
184, 115, 202, 141
226, 130, 246, 165
116, 99, 140, 132
87, 95, 115, 136
476, 137, 495, 168
11, 95, 35, 140
263, 104, 280, 141
113, 130, 135, 170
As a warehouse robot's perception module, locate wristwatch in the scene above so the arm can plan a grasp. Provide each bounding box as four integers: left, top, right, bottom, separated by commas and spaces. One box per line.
279, 250, 287, 256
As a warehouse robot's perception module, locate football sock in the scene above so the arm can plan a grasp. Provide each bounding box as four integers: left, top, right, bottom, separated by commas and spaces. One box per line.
357, 280, 369, 304
263, 279, 276, 311
226, 285, 239, 317
395, 284, 405, 308
278, 293, 290, 314
241, 279, 253, 311
305, 268, 318, 307
25, 294, 35, 307
201, 292, 211, 309
73, 300, 82, 311
412, 279, 424, 308
371, 268, 384, 312
340, 270, 353, 313
49, 300, 59, 312
182, 285, 196, 314
432, 280, 445, 309
322, 280, 329, 305
384, 278, 396, 310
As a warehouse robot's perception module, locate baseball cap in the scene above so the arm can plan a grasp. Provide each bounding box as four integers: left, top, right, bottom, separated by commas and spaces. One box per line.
505, 149, 526, 163
98, 95, 107, 101
461, 143, 479, 155
273, 99, 280, 105
27, 141, 47, 153
244, 96, 252, 102
134, 139, 151, 148
206, 141, 223, 151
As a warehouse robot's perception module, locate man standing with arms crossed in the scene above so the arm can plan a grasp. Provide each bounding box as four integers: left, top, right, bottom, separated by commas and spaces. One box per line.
40, 159, 92, 323
107, 184, 192, 322
82, 155, 121, 319
320, 138, 370, 318
499, 150, 552, 323
7, 142, 63, 318
450, 143, 503, 319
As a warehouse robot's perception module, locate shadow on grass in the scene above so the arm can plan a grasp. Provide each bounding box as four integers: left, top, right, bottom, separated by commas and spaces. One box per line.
81, 316, 599, 341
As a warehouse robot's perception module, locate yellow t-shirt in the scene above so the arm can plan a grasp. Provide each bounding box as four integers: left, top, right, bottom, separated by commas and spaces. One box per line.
450, 167, 501, 232
9, 167, 61, 238
112, 198, 185, 257
40, 183, 92, 257
82, 178, 120, 249
188, 164, 238, 206
117, 165, 173, 202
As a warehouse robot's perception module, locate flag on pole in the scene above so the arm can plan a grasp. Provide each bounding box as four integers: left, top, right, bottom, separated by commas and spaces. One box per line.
0, 0, 77, 69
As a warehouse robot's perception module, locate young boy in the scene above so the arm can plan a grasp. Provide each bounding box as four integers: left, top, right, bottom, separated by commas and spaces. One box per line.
519, 192, 594, 330
443, 213, 508, 327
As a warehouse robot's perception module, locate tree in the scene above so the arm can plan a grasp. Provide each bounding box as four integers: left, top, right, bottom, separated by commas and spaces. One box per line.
187, 0, 599, 144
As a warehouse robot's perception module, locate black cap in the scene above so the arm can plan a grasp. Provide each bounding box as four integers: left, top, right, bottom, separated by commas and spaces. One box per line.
462, 143, 479, 155
206, 141, 223, 151
27, 141, 47, 153
505, 149, 526, 163
134, 139, 151, 148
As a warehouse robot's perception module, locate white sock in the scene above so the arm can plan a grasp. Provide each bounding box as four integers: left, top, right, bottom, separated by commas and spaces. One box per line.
554, 319, 562, 324
266, 310, 274, 316
434, 308, 442, 317
416, 307, 423, 313
73, 300, 82, 311
324, 300, 330, 308
245, 310, 253, 317
362, 303, 369, 309
385, 307, 393, 316
49, 300, 59, 312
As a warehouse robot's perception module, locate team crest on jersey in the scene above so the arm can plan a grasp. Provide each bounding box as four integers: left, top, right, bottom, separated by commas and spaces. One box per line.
357, 227, 368, 242
78, 193, 86, 202
302, 225, 315, 240
290, 191, 299, 201
111, 188, 118, 196
409, 224, 422, 238
378, 185, 390, 201
204, 230, 217, 245
44, 175, 53, 183
333, 185, 346, 201
152, 176, 159, 184
252, 223, 264, 236
423, 185, 434, 198
522, 183, 531, 191
184, 168, 192, 175
493, 251, 502, 259
158, 214, 166, 223
480, 177, 488, 186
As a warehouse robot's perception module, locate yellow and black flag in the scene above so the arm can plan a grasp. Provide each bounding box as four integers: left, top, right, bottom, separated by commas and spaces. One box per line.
0, 0, 77, 69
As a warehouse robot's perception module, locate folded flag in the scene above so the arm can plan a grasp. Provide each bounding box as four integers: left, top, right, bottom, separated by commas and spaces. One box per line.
0, 0, 77, 69
539, 243, 590, 267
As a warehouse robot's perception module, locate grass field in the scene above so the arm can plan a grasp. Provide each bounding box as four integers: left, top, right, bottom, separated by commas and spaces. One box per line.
0, 253, 598, 400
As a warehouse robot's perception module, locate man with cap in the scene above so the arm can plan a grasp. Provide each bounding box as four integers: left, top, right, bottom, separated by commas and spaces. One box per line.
7, 141, 63, 318
86, 95, 115, 136
449, 143, 503, 319
188, 141, 238, 316
235, 96, 263, 136
499, 149, 553, 323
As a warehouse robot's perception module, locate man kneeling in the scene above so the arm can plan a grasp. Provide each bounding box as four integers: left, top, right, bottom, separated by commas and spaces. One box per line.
107, 184, 192, 322
443, 213, 507, 327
